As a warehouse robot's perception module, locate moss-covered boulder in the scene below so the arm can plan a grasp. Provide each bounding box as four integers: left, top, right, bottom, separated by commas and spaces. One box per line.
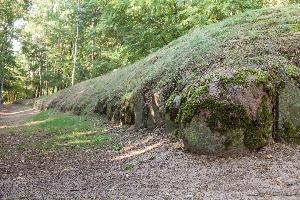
278, 82, 300, 143
35, 6, 300, 154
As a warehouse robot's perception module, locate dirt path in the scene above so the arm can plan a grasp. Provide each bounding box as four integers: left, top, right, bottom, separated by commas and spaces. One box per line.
1, 104, 300, 199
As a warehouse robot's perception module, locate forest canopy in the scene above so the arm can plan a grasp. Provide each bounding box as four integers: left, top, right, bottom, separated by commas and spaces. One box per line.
0, 0, 299, 103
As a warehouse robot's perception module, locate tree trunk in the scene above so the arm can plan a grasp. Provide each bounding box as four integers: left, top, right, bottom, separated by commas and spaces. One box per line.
92, 39, 95, 69
0, 25, 8, 104
0, 76, 4, 104
71, 0, 80, 86
91, 18, 96, 70
45, 59, 49, 95
39, 65, 43, 97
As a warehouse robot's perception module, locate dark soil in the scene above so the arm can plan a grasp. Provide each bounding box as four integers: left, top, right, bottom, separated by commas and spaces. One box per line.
0, 104, 299, 199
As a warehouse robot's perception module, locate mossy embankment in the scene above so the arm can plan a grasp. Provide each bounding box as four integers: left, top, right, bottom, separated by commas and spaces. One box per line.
35, 6, 300, 153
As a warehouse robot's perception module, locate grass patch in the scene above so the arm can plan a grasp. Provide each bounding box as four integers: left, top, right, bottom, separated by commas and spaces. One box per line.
25, 110, 112, 150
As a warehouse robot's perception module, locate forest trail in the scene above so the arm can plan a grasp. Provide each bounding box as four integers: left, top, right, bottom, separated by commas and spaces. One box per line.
1, 104, 300, 199
0, 104, 39, 126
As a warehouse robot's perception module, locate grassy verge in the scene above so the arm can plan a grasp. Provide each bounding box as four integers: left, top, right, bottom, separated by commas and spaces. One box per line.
21, 110, 112, 151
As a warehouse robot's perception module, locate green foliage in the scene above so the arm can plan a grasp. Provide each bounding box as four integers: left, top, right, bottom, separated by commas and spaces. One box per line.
0, 0, 28, 103
10, 0, 300, 103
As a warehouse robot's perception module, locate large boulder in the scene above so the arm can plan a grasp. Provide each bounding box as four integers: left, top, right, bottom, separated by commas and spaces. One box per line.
168, 81, 275, 153
278, 81, 300, 143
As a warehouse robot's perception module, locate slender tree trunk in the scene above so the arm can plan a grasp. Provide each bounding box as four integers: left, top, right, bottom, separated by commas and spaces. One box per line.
35, 87, 38, 98
25, 82, 28, 99
45, 59, 49, 95
91, 19, 96, 70
0, 76, 4, 104
71, 0, 80, 86
91, 40, 95, 69
39, 65, 43, 97
0, 25, 8, 104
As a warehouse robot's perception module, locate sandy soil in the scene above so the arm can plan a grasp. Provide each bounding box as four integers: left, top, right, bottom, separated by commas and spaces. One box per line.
0, 104, 300, 199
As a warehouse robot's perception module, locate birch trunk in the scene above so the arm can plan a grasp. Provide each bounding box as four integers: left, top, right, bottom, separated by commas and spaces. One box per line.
45, 57, 49, 96
0, 76, 4, 104
39, 64, 43, 97
71, 0, 80, 86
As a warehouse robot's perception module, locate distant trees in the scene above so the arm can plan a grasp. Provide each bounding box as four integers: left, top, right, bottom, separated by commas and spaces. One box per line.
0, 0, 29, 103
1, 0, 299, 102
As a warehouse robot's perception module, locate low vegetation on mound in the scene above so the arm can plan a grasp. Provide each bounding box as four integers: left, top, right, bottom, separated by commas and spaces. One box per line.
35, 6, 300, 154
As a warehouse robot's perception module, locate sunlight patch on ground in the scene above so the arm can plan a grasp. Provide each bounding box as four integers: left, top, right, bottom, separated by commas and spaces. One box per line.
113, 141, 164, 161
65, 140, 91, 145
122, 137, 153, 152
56, 130, 98, 139
0, 119, 49, 129
44, 132, 111, 150
0, 108, 38, 116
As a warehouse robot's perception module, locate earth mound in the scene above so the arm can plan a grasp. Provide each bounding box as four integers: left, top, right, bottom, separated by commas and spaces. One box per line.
35, 6, 300, 154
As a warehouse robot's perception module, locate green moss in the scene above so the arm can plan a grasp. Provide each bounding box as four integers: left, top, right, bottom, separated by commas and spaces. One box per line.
122, 92, 134, 104
174, 128, 184, 140
176, 85, 208, 124
185, 129, 199, 148
106, 104, 113, 118
284, 64, 300, 77
165, 93, 177, 113
254, 70, 269, 84
200, 98, 250, 131
178, 95, 251, 149
219, 72, 248, 86
290, 22, 300, 32
121, 92, 135, 124
244, 96, 273, 149
283, 121, 295, 133
278, 120, 300, 144
179, 94, 273, 150
224, 129, 244, 148
218, 68, 269, 87
199, 98, 251, 148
